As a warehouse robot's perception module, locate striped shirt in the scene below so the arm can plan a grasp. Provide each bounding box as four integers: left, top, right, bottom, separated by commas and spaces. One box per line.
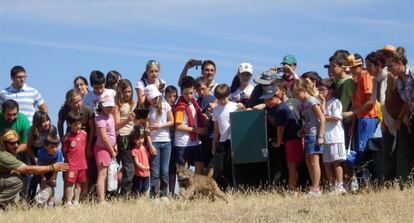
396, 66, 414, 115
0, 84, 45, 123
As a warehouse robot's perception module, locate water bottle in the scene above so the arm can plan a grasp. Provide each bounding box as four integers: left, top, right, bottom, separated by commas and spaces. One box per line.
350, 176, 359, 193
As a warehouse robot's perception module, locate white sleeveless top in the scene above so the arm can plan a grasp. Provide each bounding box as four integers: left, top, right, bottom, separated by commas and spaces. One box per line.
118, 103, 134, 136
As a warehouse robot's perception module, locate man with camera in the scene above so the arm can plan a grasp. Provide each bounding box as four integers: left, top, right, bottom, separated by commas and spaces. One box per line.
179, 59, 219, 94
279, 55, 299, 98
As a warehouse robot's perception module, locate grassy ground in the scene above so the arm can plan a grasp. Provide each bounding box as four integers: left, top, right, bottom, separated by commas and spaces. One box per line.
1, 187, 413, 223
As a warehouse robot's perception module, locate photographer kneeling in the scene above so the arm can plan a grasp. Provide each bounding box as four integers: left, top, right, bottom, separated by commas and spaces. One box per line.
0, 129, 68, 210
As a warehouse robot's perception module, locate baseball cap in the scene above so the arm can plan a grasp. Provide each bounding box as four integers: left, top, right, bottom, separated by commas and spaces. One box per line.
346, 53, 364, 67
238, 62, 253, 75
100, 95, 115, 107
281, 54, 297, 65
144, 84, 162, 101
259, 85, 280, 100
254, 70, 278, 85
200, 95, 216, 111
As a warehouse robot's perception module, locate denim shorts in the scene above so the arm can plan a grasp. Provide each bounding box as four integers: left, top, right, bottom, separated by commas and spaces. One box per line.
304, 135, 323, 154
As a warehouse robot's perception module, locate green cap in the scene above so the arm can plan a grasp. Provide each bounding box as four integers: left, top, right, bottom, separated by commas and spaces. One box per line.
281, 54, 297, 65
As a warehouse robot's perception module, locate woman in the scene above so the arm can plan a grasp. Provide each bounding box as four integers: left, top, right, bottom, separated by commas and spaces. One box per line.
135, 60, 166, 106
73, 76, 89, 98
0, 129, 67, 210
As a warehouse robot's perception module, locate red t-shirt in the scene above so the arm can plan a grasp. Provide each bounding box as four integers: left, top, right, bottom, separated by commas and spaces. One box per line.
353, 70, 378, 118
131, 146, 150, 177
62, 130, 88, 170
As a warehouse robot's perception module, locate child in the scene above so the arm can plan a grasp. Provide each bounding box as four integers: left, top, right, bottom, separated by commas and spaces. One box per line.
145, 84, 174, 199
195, 76, 212, 100
164, 85, 178, 194
114, 79, 136, 195
62, 111, 88, 206
130, 127, 150, 196
26, 111, 58, 200
342, 54, 378, 163
257, 85, 303, 193
164, 85, 178, 107
83, 70, 116, 113
195, 76, 217, 172
211, 84, 241, 189
293, 78, 326, 197
230, 63, 254, 106
36, 134, 63, 207
319, 79, 346, 194
94, 96, 117, 204
173, 76, 207, 175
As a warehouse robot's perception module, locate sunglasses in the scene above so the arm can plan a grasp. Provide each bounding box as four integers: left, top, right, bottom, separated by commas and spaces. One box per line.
5, 140, 19, 145
146, 60, 160, 68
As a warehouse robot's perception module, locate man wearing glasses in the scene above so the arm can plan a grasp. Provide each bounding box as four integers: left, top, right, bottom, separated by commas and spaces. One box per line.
0, 65, 48, 123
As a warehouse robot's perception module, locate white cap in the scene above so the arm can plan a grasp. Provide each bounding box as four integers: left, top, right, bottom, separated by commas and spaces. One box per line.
238, 62, 253, 75
144, 84, 162, 101
100, 95, 115, 107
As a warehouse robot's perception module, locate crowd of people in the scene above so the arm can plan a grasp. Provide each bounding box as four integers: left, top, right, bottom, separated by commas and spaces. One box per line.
0, 44, 413, 210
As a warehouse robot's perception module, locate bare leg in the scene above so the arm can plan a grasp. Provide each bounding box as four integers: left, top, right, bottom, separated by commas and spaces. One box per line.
287, 162, 298, 191
333, 161, 344, 186
64, 182, 74, 204
308, 154, 321, 190
96, 165, 108, 204
324, 162, 334, 188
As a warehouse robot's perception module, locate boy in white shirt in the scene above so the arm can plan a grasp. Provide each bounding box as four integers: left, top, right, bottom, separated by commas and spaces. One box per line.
211, 84, 241, 190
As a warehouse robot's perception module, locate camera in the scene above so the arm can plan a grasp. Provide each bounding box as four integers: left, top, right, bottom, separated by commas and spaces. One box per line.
276, 67, 285, 73
193, 60, 202, 69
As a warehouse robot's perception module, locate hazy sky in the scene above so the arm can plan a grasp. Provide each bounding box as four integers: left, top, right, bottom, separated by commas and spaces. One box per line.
1, 0, 413, 124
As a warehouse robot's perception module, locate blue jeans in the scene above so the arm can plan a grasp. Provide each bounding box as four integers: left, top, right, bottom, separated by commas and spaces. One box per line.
150, 142, 171, 197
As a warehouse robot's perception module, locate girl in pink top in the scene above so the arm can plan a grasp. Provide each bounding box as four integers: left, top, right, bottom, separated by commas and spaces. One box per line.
130, 127, 150, 196
94, 96, 117, 204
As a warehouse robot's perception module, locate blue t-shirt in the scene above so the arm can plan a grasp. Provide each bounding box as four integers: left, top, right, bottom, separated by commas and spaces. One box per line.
268, 102, 301, 141
37, 148, 64, 165
37, 147, 63, 180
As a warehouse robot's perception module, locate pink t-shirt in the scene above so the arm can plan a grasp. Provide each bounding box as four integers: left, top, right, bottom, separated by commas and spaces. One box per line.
62, 130, 87, 170
95, 114, 116, 148
131, 146, 150, 177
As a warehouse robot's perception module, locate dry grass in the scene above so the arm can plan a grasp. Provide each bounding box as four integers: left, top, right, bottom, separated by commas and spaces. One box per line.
1, 187, 414, 223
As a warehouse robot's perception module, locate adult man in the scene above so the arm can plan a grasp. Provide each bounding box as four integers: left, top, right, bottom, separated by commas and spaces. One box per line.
0, 65, 47, 123
179, 59, 219, 94
0, 129, 67, 210
0, 100, 30, 154
280, 55, 300, 98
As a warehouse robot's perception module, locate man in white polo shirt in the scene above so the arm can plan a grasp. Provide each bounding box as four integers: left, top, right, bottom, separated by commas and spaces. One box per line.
0, 65, 48, 123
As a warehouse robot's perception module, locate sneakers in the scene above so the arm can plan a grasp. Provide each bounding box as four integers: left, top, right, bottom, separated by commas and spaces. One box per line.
35, 186, 53, 206
329, 186, 347, 195
304, 188, 322, 198
160, 196, 170, 205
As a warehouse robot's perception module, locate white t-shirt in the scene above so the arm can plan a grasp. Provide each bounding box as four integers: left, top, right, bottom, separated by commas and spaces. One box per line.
174, 102, 201, 147
212, 101, 239, 142
135, 78, 166, 90
324, 98, 345, 144
148, 101, 171, 142
229, 84, 254, 102
82, 88, 116, 113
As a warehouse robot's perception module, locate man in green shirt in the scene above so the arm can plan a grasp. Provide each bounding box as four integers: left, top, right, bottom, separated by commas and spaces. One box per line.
0, 129, 67, 210
0, 99, 30, 153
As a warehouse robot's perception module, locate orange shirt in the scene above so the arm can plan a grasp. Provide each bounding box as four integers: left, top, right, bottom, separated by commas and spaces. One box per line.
353, 70, 378, 118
